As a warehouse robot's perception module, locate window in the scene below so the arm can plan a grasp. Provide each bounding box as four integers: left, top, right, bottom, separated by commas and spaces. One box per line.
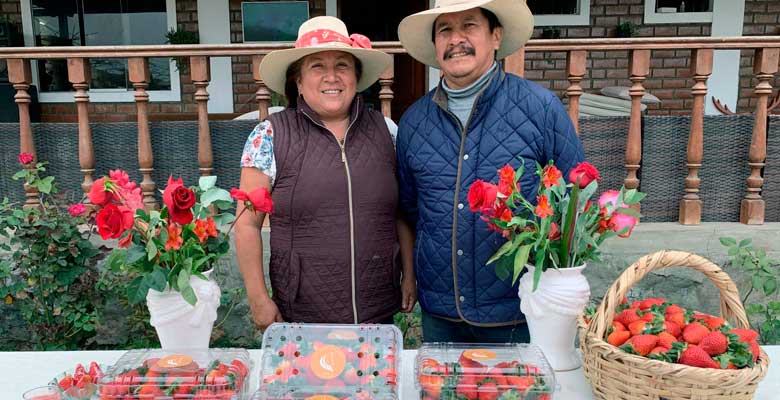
21, 0, 180, 102
527, 0, 590, 26
645, 0, 713, 24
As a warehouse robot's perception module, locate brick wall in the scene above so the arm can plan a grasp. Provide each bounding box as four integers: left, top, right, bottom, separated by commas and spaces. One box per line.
526, 0, 713, 116
230, 0, 326, 115
737, 0, 780, 114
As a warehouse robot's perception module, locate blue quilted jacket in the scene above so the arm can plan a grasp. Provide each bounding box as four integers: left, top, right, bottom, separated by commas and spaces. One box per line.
396, 68, 585, 325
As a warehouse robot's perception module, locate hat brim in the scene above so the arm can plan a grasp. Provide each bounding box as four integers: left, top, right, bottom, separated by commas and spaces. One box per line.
398, 0, 534, 68
259, 44, 392, 95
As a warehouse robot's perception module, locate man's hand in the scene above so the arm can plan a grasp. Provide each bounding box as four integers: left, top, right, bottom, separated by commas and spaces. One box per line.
400, 274, 417, 313
250, 296, 283, 331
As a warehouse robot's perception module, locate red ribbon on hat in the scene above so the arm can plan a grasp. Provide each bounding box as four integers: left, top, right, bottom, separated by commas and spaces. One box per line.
295, 29, 373, 49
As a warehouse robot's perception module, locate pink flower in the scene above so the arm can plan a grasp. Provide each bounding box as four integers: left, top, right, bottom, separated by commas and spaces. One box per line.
598, 190, 622, 209
18, 152, 34, 165
67, 203, 87, 217
610, 212, 638, 238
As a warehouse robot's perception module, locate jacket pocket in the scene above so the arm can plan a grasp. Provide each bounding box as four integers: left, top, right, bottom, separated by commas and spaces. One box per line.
268, 251, 301, 309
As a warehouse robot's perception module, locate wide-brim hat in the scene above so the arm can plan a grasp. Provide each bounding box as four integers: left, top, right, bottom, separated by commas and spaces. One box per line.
398, 0, 534, 68
260, 16, 392, 95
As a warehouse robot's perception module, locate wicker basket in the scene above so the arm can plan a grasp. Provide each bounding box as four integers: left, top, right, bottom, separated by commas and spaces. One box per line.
579, 250, 770, 400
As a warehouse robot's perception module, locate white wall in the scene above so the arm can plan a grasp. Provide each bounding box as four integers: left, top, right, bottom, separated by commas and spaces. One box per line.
197, 0, 234, 113
706, 0, 745, 115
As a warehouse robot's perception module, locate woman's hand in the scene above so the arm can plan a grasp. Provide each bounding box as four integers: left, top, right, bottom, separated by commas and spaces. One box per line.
400, 274, 417, 313
250, 296, 284, 331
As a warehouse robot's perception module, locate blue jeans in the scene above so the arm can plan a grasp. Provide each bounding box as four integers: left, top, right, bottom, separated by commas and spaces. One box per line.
421, 310, 530, 343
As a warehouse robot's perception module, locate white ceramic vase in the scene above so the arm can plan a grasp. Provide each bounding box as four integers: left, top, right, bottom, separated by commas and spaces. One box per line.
146, 269, 221, 350
518, 264, 590, 371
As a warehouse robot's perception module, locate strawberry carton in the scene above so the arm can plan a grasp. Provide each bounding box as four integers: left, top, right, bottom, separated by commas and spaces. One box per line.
255, 323, 402, 400
415, 343, 555, 400
96, 348, 251, 399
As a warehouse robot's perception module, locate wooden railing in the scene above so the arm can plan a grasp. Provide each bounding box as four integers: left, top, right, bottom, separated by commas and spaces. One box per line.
2, 37, 780, 224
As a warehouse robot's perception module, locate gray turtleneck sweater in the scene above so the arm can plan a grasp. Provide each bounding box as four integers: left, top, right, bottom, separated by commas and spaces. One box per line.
441, 61, 498, 128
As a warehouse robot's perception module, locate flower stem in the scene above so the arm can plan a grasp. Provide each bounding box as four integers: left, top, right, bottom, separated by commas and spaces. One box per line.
225, 206, 249, 237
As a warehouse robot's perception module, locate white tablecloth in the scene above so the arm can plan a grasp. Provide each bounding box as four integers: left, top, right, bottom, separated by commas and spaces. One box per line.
3, 347, 779, 398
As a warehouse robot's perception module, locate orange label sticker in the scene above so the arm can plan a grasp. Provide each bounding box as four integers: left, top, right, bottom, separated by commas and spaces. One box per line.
305, 396, 340, 400
463, 349, 496, 361
310, 345, 347, 380
327, 330, 359, 341
156, 354, 193, 368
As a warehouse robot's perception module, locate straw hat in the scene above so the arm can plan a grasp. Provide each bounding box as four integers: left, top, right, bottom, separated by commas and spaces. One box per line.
259, 16, 392, 95
398, 0, 534, 68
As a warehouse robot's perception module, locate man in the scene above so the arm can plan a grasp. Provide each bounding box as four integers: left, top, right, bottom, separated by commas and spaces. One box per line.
396, 0, 585, 342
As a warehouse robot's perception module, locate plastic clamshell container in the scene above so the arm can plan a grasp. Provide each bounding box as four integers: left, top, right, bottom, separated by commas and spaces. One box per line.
96, 348, 251, 399
50, 363, 109, 400
255, 323, 402, 400
415, 343, 555, 400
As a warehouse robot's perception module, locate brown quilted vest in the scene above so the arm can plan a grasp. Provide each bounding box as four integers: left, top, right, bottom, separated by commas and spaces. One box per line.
267, 96, 401, 323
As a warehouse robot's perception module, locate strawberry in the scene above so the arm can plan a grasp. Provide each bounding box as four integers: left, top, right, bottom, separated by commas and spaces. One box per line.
665, 312, 686, 328
505, 375, 536, 391
704, 317, 726, 330
478, 381, 499, 400
628, 320, 649, 336
649, 346, 668, 356
663, 320, 681, 338
486, 367, 508, 388
730, 328, 759, 343
682, 321, 710, 344
679, 344, 719, 368
420, 374, 445, 398
620, 334, 659, 356
665, 304, 685, 315
657, 332, 678, 349
640, 312, 656, 322
612, 321, 626, 332
699, 331, 729, 356
639, 298, 666, 310
456, 379, 479, 400
607, 330, 631, 347
614, 308, 641, 326
748, 340, 760, 362
458, 352, 487, 375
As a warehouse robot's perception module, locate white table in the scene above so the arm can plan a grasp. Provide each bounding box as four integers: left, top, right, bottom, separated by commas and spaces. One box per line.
3, 347, 779, 399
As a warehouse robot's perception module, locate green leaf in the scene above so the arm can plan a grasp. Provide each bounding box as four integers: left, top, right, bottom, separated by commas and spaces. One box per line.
719, 237, 737, 247
615, 207, 641, 218
623, 189, 646, 205
178, 269, 197, 305
145, 266, 168, 292
486, 240, 516, 265
512, 245, 531, 284
532, 262, 543, 292
106, 249, 127, 271
764, 278, 778, 296
11, 170, 27, 180
125, 244, 146, 265
752, 275, 763, 292
126, 276, 150, 305
198, 176, 217, 192
146, 241, 158, 262
37, 176, 54, 194
738, 238, 753, 248
200, 188, 232, 208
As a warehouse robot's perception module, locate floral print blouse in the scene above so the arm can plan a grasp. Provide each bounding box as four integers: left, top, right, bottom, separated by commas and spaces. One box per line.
241, 118, 398, 187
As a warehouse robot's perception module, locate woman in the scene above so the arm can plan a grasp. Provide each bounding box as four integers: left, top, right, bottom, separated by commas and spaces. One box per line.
235, 16, 416, 330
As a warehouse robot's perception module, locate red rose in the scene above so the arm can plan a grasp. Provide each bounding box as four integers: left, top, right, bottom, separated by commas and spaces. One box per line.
88, 178, 113, 206
569, 162, 600, 189
95, 203, 134, 240
247, 187, 274, 214
467, 180, 499, 213
230, 188, 249, 202
18, 152, 34, 165
67, 203, 87, 217
162, 176, 196, 225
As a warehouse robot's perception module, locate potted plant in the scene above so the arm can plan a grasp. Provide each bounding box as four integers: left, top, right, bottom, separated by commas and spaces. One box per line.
165, 28, 199, 73
468, 160, 644, 370
92, 170, 272, 349
615, 21, 638, 38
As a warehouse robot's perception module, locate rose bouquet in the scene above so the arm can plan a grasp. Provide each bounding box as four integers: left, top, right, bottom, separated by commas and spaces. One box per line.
468, 160, 645, 290
93, 171, 272, 305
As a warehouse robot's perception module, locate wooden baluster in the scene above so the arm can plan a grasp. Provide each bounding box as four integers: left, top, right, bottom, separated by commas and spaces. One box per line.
252, 55, 271, 120
740, 48, 779, 225
191, 56, 213, 177
67, 58, 96, 200
128, 58, 157, 210
566, 50, 587, 134
379, 55, 394, 119
8, 59, 38, 207
625, 50, 650, 211
504, 48, 525, 78
679, 49, 713, 225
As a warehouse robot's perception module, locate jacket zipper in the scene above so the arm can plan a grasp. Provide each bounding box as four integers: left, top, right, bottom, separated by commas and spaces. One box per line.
301, 107, 360, 324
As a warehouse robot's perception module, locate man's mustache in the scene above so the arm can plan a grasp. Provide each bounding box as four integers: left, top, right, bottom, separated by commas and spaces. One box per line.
443, 45, 476, 60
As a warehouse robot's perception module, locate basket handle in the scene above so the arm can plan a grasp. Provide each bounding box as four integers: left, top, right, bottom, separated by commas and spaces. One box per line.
588, 250, 750, 338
